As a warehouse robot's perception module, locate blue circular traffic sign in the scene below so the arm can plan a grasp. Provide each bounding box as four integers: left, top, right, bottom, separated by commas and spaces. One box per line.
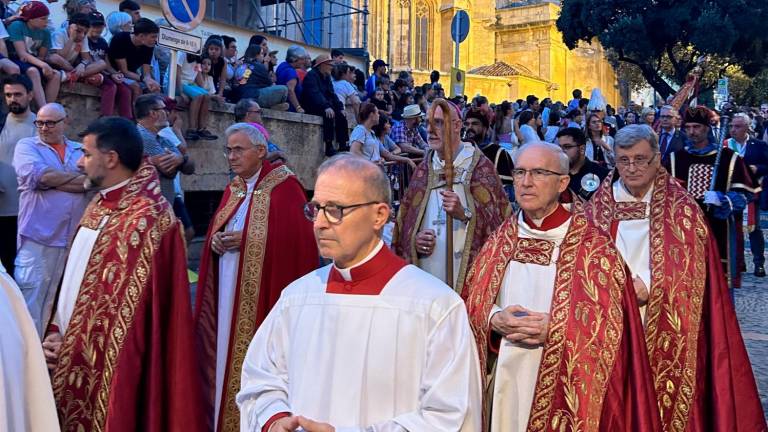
162, 0, 206, 31
451, 10, 470, 44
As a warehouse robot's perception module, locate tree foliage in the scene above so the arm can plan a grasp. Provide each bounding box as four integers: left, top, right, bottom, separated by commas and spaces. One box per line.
556, 0, 768, 100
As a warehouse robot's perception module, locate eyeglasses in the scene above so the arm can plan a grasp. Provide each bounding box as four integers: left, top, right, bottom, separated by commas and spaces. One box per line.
34, 118, 65, 128
615, 153, 658, 169
303, 201, 380, 224
511, 168, 565, 181
223, 146, 252, 157
659, 115, 674, 119
151, 106, 169, 113
248, 109, 263, 114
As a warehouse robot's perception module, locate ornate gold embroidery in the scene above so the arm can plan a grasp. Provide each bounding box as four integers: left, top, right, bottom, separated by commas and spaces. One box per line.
614, 201, 648, 221
219, 165, 293, 432
510, 238, 554, 265
52, 165, 173, 432
528, 207, 624, 432
586, 170, 707, 431
411, 149, 483, 292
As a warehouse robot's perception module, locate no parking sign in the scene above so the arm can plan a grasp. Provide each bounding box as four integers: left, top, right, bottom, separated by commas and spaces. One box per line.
162, 0, 206, 31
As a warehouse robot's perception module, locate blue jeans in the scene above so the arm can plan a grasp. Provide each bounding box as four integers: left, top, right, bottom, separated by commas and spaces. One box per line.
239, 85, 288, 108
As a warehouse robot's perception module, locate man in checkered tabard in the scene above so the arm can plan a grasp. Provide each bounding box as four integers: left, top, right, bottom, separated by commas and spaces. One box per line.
664, 106, 758, 288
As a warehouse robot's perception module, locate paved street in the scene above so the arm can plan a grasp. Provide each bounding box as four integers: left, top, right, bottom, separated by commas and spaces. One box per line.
735, 272, 768, 421
738, 216, 768, 422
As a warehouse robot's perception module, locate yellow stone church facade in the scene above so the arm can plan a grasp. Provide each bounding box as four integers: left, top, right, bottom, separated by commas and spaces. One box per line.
366, 0, 619, 105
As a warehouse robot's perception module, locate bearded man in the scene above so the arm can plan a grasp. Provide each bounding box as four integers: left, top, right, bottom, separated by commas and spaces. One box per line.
393, 99, 510, 293
463, 107, 514, 200
44, 117, 205, 432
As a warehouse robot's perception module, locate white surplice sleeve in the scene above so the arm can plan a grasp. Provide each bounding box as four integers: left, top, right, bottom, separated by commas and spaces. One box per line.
336, 301, 482, 432
236, 303, 292, 432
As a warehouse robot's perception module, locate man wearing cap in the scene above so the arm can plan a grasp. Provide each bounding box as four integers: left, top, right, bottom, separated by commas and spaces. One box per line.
394, 99, 510, 293
300, 53, 348, 157
556, 127, 609, 201
390, 104, 428, 157
665, 106, 758, 289
365, 58, 387, 98
463, 106, 515, 200
6, 1, 62, 108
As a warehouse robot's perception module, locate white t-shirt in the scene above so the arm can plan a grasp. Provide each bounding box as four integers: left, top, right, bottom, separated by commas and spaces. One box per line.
519, 124, 539, 144
176, 52, 200, 86
202, 75, 216, 95
350, 125, 381, 161
0, 21, 9, 39
333, 79, 358, 106
51, 28, 90, 63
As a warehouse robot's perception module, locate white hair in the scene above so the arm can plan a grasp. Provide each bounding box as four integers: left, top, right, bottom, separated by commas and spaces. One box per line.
225, 123, 267, 148
512, 141, 569, 174
106, 11, 132, 35
731, 112, 752, 125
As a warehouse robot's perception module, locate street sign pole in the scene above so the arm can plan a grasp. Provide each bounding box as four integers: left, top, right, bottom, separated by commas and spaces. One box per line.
157, 26, 203, 98
454, 12, 460, 69
168, 50, 178, 99
161, 0, 205, 99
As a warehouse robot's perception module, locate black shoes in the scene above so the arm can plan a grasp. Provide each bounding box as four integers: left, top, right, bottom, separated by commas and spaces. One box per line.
755, 265, 766, 277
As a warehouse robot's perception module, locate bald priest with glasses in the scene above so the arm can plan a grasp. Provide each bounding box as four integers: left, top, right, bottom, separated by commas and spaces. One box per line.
237, 154, 482, 432
194, 123, 318, 432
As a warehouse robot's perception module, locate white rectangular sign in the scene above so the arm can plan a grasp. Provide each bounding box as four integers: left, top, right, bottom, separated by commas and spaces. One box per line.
158, 26, 202, 55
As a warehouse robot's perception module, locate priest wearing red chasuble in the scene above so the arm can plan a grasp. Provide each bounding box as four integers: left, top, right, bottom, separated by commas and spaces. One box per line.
237, 155, 482, 432
195, 123, 318, 432
44, 117, 206, 432
585, 125, 766, 432
465, 142, 661, 432
393, 99, 511, 294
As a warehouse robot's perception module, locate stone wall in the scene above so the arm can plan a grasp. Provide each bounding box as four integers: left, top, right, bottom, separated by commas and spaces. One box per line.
57, 84, 326, 192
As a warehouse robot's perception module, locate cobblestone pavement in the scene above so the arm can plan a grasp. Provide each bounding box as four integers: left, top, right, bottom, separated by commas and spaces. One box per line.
735, 271, 768, 422
738, 220, 768, 422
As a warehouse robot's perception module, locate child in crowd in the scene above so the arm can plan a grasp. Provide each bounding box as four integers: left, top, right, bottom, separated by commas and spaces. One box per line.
0, 21, 22, 75
371, 88, 392, 114
233, 44, 288, 109
6, 1, 61, 108
202, 35, 226, 103
48, 13, 105, 85
86, 11, 132, 118
176, 51, 216, 140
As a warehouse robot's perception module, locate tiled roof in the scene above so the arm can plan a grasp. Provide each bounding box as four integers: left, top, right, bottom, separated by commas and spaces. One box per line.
468, 61, 538, 78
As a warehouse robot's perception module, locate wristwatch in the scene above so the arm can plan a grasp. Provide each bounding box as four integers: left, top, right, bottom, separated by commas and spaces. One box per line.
463, 207, 473, 222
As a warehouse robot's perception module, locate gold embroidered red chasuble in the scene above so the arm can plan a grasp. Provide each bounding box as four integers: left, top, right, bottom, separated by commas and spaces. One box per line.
585, 169, 766, 431
52, 165, 205, 432
194, 161, 318, 432
465, 202, 661, 432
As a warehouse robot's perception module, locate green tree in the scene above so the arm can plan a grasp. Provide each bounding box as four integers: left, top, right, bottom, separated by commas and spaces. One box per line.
556, 0, 768, 100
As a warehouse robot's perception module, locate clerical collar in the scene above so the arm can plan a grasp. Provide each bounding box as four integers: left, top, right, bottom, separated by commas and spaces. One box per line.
334, 240, 384, 281
243, 169, 261, 187
100, 178, 131, 200
431, 142, 473, 169
614, 179, 653, 203
327, 242, 407, 295
522, 204, 570, 231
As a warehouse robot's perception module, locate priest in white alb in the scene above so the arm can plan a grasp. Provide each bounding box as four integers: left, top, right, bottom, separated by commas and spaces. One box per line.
237, 154, 482, 432
0, 262, 59, 432
393, 99, 510, 293
465, 142, 660, 431
585, 125, 766, 430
